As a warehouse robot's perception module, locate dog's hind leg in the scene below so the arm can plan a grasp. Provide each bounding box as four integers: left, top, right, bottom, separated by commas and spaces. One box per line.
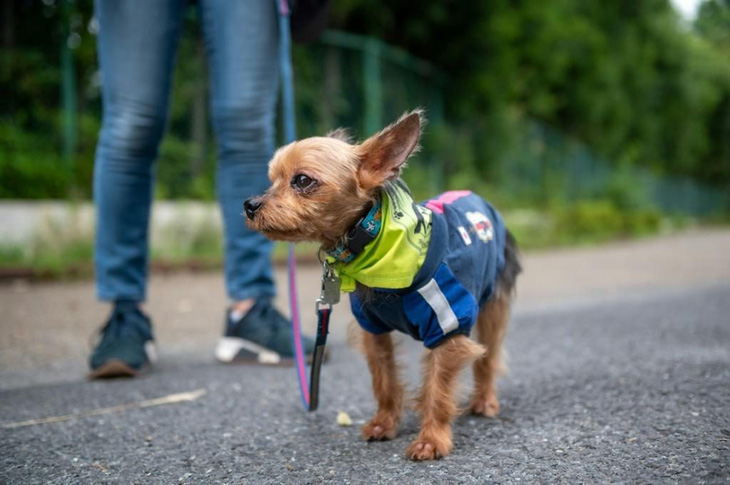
406, 335, 485, 460
361, 332, 404, 441
470, 292, 510, 417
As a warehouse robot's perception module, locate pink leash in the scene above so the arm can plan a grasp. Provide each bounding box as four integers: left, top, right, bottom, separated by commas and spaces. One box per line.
278, 0, 334, 411
287, 244, 311, 408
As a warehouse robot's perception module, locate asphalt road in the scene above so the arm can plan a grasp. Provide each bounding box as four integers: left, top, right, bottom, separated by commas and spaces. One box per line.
2, 282, 728, 483
4, 229, 730, 391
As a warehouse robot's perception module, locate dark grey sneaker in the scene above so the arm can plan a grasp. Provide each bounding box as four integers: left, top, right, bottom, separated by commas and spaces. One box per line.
89, 301, 157, 379
215, 299, 317, 365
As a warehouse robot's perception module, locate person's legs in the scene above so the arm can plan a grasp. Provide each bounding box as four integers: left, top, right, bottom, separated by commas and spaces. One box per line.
94, 0, 186, 302
199, 0, 279, 304
200, 0, 319, 364
91, 0, 186, 377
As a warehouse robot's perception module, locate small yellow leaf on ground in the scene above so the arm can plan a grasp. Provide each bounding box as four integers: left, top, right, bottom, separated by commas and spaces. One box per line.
336, 411, 352, 427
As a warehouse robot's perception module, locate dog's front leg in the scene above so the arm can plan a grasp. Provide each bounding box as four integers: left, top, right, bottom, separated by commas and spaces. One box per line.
361, 332, 403, 441
406, 335, 485, 461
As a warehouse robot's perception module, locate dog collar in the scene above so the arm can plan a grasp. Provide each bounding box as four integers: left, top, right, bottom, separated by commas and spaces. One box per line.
326, 199, 382, 263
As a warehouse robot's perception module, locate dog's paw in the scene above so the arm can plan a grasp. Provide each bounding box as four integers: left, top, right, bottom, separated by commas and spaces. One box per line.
405, 436, 452, 461
361, 416, 398, 441
470, 393, 500, 418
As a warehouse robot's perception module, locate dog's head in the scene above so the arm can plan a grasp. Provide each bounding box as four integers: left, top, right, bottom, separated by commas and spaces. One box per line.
245, 110, 423, 247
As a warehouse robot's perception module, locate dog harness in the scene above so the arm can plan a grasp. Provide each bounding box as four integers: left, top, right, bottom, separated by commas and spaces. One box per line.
329, 186, 507, 349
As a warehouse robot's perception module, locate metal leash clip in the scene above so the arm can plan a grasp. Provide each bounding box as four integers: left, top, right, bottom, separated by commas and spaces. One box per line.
316, 260, 341, 313
309, 260, 340, 411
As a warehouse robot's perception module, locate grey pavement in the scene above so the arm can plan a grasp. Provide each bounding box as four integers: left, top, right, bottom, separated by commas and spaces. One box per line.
1, 229, 730, 483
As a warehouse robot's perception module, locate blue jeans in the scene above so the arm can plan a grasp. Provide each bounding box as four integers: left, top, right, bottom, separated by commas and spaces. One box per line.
94, 0, 278, 302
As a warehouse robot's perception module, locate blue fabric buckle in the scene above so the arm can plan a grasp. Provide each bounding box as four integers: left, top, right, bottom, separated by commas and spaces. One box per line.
326, 199, 382, 263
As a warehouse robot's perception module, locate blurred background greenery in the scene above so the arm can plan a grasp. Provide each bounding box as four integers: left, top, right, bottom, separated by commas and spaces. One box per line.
1, 0, 729, 275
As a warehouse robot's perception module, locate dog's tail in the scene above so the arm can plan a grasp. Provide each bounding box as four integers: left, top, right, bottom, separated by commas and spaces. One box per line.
497, 229, 522, 298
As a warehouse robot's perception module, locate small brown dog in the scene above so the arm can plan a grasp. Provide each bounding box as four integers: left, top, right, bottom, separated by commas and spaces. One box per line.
245, 111, 521, 461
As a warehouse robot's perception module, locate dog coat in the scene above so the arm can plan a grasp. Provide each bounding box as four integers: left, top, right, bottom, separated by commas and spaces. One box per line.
331, 186, 507, 349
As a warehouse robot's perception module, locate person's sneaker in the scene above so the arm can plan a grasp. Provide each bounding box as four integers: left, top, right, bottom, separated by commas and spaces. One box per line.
215, 299, 317, 365
89, 301, 157, 379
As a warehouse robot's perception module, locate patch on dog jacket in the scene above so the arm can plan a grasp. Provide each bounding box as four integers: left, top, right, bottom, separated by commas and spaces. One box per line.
348, 189, 506, 348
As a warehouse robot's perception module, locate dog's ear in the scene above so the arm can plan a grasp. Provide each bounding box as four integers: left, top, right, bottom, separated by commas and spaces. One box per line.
356, 110, 423, 190
326, 128, 353, 144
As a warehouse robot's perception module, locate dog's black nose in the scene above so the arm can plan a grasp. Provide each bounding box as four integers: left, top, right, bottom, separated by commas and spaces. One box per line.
244, 197, 262, 220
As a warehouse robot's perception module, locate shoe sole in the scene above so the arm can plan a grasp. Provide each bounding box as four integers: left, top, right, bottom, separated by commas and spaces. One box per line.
88, 342, 157, 380
88, 359, 141, 379
215, 337, 329, 366
215, 337, 285, 365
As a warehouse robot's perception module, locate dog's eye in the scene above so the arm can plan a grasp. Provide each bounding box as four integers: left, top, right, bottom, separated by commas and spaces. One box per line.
291, 174, 315, 190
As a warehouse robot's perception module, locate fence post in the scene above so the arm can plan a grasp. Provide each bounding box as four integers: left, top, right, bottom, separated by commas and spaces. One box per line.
60, 0, 77, 172
362, 38, 382, 136
429, 75, 445, 191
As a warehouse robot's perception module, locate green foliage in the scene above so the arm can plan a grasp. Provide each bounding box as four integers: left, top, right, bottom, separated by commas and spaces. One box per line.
1, 0, 728, 218
0, 244, 25, 264
29, 237, 95, 276
330, 0, 730, 189
5, 0, 726, 278
155, 135, 216, 200
603, 169, 654, 212
0, 218, 315, 277
504, 200, 665, 250
0, 211, 95, 277
556, 200, 663, 242
0, 121, 70, 198
1, 1, 214, 201
696, 0, 730, 49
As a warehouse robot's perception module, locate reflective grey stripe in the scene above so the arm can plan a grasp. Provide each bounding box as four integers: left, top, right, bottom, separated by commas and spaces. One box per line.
417, 279, 459, 335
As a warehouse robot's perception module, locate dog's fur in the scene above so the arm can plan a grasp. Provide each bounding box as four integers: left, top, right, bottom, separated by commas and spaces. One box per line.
246, 111, 521, 461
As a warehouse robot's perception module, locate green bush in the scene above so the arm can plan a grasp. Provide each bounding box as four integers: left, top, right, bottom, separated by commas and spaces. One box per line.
624, 209, 663, 237
155, 135, 216, 201
604, 169, 654, 212
555, 199, 663, 243
0, 122, 70, 199
556, 200, 624, 242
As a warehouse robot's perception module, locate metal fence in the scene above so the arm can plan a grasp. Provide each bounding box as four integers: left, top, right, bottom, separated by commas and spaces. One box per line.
290, 30, 445, 140
500, 121, 728, 215
53, 24, 727, 216
299, 31, 727, 216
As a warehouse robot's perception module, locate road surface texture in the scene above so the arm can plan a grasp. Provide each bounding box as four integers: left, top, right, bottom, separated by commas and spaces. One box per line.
1, 229, 729, 483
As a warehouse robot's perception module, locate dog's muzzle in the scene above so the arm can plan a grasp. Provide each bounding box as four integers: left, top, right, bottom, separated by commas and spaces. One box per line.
244, 197, 263, 220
